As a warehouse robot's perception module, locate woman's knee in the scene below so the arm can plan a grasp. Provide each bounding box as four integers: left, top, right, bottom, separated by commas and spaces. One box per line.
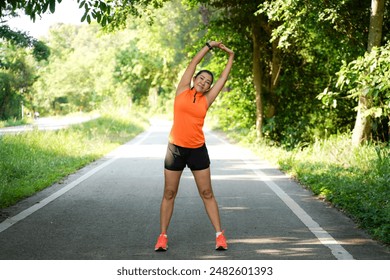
200, 189, 214, 200
164, 189, 177, 200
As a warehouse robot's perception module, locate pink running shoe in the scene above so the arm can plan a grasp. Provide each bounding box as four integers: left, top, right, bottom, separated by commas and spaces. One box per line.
216, 231, 228, 250
154, 233, 168, 251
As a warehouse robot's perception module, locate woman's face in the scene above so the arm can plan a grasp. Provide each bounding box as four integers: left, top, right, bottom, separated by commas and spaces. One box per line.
193, 72, 213, 93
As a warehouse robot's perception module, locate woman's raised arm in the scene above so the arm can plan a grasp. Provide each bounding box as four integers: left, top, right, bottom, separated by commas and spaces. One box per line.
205, 44, 234, 107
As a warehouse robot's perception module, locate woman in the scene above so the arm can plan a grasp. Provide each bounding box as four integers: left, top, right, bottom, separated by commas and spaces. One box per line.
155, 41, 234, 251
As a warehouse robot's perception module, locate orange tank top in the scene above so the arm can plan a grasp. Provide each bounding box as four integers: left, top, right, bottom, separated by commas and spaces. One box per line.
169, 88, 208, 148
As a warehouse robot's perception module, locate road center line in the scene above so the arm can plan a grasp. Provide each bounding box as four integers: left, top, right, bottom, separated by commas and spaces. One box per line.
209, 131, 354, 260
0, 129, 152, 234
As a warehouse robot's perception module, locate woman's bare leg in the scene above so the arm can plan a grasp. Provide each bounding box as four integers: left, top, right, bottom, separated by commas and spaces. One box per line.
192, 168, 222, 232
159, 169, 183, 233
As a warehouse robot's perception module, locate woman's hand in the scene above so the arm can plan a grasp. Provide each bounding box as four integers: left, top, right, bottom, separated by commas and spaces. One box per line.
208, 41, 234, 55
207, 41, 221, 48
218, 44, 234, 55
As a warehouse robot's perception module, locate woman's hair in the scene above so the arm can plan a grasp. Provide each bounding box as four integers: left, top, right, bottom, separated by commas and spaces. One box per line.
195, 70, 214, 85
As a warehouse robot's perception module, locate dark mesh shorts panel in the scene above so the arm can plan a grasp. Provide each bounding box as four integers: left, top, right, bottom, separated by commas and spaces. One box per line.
164, 142, 210, 171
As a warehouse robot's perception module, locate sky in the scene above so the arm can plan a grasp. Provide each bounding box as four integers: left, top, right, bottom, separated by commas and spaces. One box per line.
6, 0, 85, 38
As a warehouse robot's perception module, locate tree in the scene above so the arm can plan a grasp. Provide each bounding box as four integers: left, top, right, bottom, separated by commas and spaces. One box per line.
335, 43, 390, 141
32, 23, 123, 113
0, 25, 50, 61
0, 42, 37, 119
352, 0, 386, 146
1, 13, 50, 120
0, 2, 50, 120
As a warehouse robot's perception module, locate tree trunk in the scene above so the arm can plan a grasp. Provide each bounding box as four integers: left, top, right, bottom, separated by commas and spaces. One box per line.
352, 0, 385, 146
352, 95, 373, 146
252, 21, 264, 138
267, 38, 282, 118
367, 0, 385, 52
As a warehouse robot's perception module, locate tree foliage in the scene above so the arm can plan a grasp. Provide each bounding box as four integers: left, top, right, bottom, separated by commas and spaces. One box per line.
0, 27, 49, 120
0, 2, 50, 120
336, 44, 390, 117
0, 25, 50, 61
0, 42, 37, 119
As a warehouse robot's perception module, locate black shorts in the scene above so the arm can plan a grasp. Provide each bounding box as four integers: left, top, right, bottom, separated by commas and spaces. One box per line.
164, 142, 210, 171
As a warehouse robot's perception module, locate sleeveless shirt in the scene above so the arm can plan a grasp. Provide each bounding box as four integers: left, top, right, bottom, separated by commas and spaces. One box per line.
169, 88, 208, 148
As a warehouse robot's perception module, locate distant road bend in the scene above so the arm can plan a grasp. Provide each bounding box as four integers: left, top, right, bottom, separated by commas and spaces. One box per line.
0, 114, 100, 135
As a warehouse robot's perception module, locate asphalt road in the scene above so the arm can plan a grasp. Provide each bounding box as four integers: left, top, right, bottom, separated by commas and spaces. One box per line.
0, 119, 389, 260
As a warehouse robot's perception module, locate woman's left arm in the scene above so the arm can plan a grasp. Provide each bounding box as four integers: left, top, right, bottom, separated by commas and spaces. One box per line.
206, 44, 235, 107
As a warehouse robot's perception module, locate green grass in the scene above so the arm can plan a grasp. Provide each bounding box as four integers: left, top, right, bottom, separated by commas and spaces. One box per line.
0, 117, 32, 128
0, 108, 148, 209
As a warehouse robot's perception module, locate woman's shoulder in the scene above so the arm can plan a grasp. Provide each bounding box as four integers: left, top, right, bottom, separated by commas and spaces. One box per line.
176, 87, 194, 96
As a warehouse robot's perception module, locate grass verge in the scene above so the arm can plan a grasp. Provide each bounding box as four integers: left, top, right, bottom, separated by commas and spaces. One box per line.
0, 117, 32, 128
0, 108, 148, 209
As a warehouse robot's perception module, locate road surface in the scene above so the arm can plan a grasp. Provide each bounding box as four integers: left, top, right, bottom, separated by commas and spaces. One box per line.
0, 119, 389, 260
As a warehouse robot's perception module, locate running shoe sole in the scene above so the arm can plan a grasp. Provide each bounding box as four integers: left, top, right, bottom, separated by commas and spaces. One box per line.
155, 246, 168, 251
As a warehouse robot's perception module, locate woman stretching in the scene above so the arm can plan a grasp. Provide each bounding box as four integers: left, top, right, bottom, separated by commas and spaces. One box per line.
155, 41, 234, 251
